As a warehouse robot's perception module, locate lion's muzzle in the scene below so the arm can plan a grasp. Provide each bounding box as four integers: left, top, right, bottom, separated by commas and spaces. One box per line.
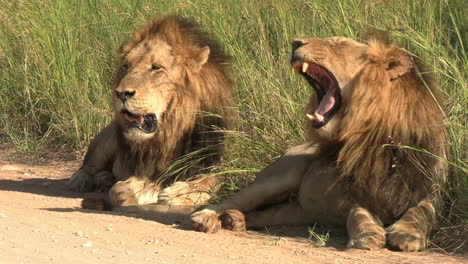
115, 90, 136, 102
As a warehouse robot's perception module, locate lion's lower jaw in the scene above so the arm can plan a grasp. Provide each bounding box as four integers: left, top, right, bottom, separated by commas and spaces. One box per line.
123, 128, 156, 143
308, 112, 341, 141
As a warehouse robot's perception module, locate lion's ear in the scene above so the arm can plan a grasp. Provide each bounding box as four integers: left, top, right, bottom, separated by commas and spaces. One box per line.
386, 47, 413, 81
188, 46, 210, 73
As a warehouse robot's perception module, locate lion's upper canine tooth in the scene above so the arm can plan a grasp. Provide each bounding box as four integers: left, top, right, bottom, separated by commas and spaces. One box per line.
302, 62, 309, 73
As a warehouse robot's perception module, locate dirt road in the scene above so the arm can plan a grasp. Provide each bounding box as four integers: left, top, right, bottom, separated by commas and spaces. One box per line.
0, 157, 466, 264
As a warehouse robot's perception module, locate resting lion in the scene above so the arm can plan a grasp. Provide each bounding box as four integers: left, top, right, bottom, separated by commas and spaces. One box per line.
191, 37, 449, 252
68, 15, 233, 208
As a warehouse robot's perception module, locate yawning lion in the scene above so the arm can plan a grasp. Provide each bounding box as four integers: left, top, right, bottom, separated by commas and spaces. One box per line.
191, 37, 449, 252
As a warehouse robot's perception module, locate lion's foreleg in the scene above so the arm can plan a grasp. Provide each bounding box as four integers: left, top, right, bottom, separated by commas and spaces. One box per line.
386, 199, 437, 251
346, 206, 386, 250
191, 185, 293, 233
68, 122, 119, 192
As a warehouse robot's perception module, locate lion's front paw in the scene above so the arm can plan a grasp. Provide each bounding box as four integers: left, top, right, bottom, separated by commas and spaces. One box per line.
386, 224, 425, 252
158, 181, 211, 206
67, 169, 95, 192
347, 231, 386, 250
93, 171, 116, 191
108, 180, 139, 206
191, 209, 221, 233
220, 209, 246, 231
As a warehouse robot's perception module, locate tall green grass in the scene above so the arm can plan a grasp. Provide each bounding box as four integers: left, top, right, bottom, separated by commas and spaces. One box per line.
0, 0, 466, 251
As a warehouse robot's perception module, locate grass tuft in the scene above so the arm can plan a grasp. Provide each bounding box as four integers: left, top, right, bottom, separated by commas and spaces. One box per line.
307, 224, 330, 247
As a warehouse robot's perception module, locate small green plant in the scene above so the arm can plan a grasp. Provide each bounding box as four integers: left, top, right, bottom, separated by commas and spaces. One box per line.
263, 226, 286, 246
307, 224, 330, 247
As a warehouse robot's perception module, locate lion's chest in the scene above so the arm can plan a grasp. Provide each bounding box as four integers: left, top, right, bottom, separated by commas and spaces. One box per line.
112, 153, 134, 181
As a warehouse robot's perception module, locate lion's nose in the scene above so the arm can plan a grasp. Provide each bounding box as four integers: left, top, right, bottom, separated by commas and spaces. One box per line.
115, 90, 135, 102
292, 39, 308, 50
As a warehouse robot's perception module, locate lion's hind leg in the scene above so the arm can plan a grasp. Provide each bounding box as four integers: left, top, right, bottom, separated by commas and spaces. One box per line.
213, 202, 307, 232
215, 202, 309, 233
346, 206, 386, 250
192, 203, 307, 233
191, 144, 313, 233
109, 176, 161, 206
157, 176, 217, 206
386, 199, 436, 252
245, 202, 309, 229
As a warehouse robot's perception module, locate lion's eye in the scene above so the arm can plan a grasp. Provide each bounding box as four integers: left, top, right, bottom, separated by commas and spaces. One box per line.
151, 64, 162, 71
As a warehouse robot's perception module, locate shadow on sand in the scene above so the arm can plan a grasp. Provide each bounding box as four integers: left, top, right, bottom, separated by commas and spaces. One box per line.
0, 159, 348, 250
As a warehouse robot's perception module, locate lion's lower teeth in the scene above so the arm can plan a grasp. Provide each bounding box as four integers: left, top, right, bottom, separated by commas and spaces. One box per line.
314, 113, 324, 122
306, 113, 324, 122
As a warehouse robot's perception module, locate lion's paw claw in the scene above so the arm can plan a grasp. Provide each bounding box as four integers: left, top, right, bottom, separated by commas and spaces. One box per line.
386, 225, 425, 252
220, 210, 246, 231
67, 169, 94, 192
191, 209, 221, 233
347, 231, 386, 250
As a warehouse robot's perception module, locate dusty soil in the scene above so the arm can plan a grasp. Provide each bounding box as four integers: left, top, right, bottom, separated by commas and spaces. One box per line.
0, 155, 467, 264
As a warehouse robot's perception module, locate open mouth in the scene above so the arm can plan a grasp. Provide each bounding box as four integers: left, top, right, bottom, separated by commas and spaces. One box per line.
121, 110, 157, 133
292, 61, 342, 128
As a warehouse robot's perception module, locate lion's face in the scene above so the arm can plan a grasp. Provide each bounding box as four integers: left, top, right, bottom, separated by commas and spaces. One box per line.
291, 37, 368, 134
113, 37, 210, 142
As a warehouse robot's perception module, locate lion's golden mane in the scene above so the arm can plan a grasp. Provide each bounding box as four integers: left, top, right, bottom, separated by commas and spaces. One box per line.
329, 41, 447, 221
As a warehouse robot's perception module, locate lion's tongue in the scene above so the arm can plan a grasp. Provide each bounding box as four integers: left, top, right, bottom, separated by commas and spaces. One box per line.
307, 83, 336, 123
315, 88, 335, 116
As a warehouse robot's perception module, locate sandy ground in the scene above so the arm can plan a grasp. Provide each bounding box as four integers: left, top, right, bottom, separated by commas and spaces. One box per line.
0, 155, 467, 264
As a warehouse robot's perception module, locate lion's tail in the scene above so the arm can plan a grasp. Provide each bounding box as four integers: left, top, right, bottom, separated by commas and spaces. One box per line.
81, 197, 199, 215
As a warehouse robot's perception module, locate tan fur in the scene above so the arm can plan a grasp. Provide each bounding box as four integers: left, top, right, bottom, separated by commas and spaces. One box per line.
191, 37, 449, 252
68, 15, 233, 207
347, 206, 386, 250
